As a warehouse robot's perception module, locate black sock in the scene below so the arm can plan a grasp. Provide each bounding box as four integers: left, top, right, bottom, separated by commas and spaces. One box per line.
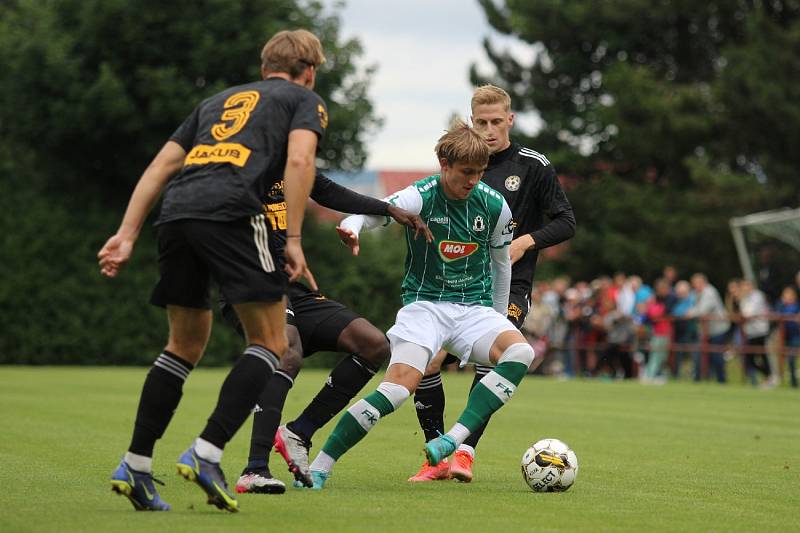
462, 365, 492, 450
199, 345, 277, 449
414, 372, 445, 442
129, 351, 194, 457
288, 354, 376, 442
246, 370, 293, 470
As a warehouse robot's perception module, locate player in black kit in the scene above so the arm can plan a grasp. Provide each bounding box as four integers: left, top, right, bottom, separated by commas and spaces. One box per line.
409, 85, 576, 483
223, 174, 431, 494
99, 30, 327, 512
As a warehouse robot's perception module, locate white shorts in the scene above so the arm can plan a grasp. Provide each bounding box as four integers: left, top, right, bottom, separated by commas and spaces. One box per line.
386, 301, 517, 374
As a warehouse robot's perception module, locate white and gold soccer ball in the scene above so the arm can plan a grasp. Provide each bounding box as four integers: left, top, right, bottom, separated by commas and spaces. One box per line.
521, 438, 578, 492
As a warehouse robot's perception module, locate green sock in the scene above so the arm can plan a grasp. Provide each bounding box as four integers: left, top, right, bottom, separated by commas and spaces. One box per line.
457, 361, 527, 432
322, 390, 394, 460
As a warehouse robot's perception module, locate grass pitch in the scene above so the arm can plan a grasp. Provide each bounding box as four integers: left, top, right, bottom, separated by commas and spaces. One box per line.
1, 366, 798, 532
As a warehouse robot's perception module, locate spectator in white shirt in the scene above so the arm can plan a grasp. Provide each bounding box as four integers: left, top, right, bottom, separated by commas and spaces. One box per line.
738, 279, 774, 386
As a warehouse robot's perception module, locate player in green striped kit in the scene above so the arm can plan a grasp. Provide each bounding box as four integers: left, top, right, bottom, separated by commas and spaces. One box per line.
306, 120, 537, 489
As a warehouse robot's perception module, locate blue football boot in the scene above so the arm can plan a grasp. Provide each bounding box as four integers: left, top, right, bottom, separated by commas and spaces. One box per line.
311, 470, 330, 490
424, 434, 457, 466
292, 469, 330, 489
110, 460, 171, 511
176, 446, 239, 512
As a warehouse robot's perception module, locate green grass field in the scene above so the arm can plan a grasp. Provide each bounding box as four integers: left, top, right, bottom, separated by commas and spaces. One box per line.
1, 366, 798, 532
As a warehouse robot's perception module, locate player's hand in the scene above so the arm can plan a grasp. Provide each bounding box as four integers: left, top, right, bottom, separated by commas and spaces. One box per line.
387, 205, 433, 244
509, 234, 535, 265
284, 238, 318, 290
97, 234, 135, 278
336, 226, 360, 256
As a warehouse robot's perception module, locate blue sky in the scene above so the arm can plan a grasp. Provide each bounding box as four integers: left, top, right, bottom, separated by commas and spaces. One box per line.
321, 0, 538, 169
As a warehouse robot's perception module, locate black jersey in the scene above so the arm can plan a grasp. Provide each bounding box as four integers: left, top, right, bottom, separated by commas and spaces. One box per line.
482, 142, 575, 295
157, 78, 327, 224
263, 173, 389, 250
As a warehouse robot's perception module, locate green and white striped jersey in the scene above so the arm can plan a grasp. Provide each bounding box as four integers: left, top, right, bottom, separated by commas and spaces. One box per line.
341, 174, 513, 309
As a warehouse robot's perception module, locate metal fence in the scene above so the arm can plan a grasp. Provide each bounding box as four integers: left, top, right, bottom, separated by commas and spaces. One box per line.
542, 314, 798, 382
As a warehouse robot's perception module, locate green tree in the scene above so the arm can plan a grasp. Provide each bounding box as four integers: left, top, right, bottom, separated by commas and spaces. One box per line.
475, 0, 800, 283
0, 0, 381, 201
0, 0, 384, 364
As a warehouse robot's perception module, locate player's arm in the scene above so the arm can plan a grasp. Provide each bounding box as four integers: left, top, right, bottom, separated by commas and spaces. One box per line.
283, 129, 318, 286
490, 201, 514, 314
282, 90, 329, 287
510, 165, 576, 264
313, 174, 432, 244
490, 246, 511, 315
337, 185, 423, 256
97, 141, 186, 277
311, 173, 389, 215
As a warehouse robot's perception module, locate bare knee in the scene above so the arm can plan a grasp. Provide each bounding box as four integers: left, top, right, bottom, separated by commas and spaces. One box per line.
338, 319, 390, 369
360, 333, 390, 368
264, 332, 289, 359
278, 327, 304, 378
384, 363, 423, 393
234, 300, 288, 356
166, 342, 205, 363
165, 306, 211, 365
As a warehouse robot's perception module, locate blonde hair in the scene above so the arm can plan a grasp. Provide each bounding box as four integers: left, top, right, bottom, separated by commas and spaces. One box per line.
261, 29, 326, 78
435, 118, 490, 166
471, 84, 511, 112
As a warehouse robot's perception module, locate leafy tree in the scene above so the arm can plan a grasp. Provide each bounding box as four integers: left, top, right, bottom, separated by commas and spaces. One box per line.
0, 0, 381, 201
474, 0, 800, 283
0, 0, 386, 364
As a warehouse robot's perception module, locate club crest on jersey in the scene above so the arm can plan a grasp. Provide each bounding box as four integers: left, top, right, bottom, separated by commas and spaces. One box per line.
472, 215, 485, 232
505, 175, 521, 191
438, 240, 479, 262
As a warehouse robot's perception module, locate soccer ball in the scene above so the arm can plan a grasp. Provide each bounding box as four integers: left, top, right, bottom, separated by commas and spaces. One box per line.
521, 438, 578, 492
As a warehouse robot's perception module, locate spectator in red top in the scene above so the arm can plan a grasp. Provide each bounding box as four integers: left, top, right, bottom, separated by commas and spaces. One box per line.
644, 279, 674, 382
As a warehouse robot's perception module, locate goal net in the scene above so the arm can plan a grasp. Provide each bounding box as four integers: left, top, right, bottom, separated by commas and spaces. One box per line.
729, 207, 800, 297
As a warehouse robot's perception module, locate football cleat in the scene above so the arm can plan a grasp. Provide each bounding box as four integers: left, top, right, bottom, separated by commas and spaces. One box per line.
310, 470, 330, 490
110, 460, 171, 511
176, 446, 238, 512
424, 434, 457, 467
235, 471, 286, 494
407, 459, 451, 482
449, 450, 474, 483
274, 425, 312, 488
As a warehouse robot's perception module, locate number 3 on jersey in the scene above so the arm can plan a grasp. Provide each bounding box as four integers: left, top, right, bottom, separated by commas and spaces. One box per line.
211, 91, 260, 141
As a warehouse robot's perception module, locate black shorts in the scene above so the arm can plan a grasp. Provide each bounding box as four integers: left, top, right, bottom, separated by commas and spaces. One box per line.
442, 291, 530, 366
218, 282, 360, 357
288, 282, 359, 357
150, 216, 286, 309
506, 290, 531, 330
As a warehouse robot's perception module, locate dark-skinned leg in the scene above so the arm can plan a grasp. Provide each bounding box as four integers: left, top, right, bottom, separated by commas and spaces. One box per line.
287, 318, 388, 443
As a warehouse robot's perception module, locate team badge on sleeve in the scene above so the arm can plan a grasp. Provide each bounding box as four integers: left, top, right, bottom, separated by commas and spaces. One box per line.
505, 175, 521, 191
502, 219, 516, 236
318, 104, 329, 129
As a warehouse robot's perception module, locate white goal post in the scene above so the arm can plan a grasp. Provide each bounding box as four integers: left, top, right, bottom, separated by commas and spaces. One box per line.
729, 207, 800, 281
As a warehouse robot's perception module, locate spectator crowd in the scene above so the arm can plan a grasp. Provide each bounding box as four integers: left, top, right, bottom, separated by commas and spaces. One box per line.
519, 267, 800, 388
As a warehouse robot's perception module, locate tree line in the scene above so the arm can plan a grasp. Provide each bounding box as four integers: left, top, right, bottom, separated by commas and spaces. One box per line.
2, 0, 797, 363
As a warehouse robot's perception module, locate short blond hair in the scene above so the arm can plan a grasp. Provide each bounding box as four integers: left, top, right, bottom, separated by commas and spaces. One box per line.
435, 118, 490, 166
261, 29, 326, 78
471, 84, 511, 112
